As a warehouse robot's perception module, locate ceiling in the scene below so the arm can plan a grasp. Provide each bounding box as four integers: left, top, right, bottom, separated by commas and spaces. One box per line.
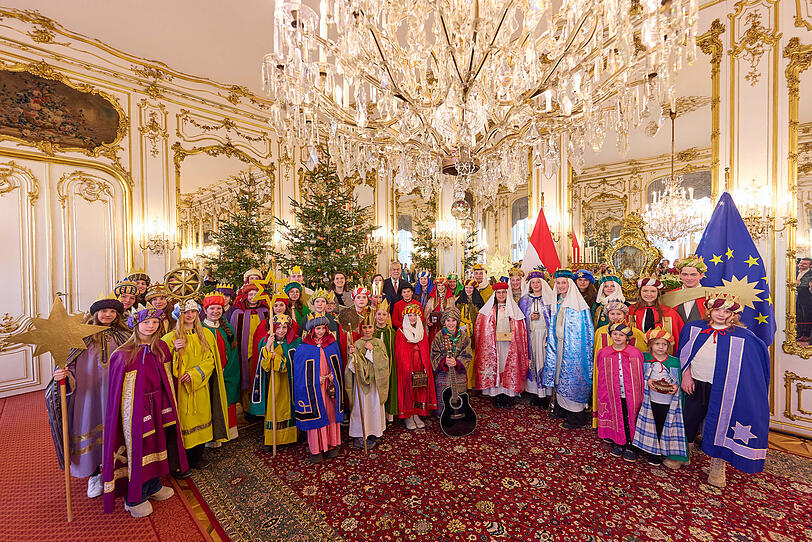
19, 1, 718, 179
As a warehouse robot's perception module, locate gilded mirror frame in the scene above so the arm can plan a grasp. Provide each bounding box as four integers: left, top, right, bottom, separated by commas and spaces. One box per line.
782, 38, 812, 359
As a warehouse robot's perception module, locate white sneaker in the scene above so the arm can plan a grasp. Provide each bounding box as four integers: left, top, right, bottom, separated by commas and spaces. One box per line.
86, 473, 103, 498
386, 414, 394, 423
205, 441, 222, 448
124, 500, 154, 518
404, 417, 417, 430
414, 415, 425, 429
147, 485, 174, 501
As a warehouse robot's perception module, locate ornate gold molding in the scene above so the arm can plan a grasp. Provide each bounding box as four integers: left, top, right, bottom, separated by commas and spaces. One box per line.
796, 0, 812, 30
698, 19, 725, 203
784, 371, 812, 421
172, 142, 276, 181
176, 109, 268, 144
728, 7, 782, 86
0, 60, 129, 159
139, 104, 169, 159
0, 160, 39, 205
782, 37, 812, 360
57, 171, 114, 207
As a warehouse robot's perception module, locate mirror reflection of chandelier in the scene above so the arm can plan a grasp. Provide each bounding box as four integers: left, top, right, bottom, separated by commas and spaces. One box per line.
643, 110, 711, 251
263, 0, 699, 199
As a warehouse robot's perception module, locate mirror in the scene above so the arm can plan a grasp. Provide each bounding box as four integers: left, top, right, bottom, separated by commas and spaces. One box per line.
785, 38, 812, 357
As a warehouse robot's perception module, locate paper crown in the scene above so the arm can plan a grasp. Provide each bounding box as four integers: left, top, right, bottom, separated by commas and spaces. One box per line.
360, 307, 375, 327
311, 288, 335, 302
272, 313, 292, 327
243, 267, 262, 282
608, 322, 633, 337
128, 304, 163, 328
605, 300, 629, 313
215, 283, 235, 296
402, 304, 422, 316
508, 266, 524, 277
125, 268, 151, 285
526, 270, 545, 281
470, 263, 486, 271
446, 272, 460, 281
180, 299, 201, 313
705, 291, 743, 313
492, 281, 509, 291
637, 276, 663, 290
290, 265, 303, 275
417, 270, 431, 279
675, 256, 708, 274
463, 278, 478, 287
89, 294, 124, 315
352, 286, 370, 299
203, 292, 226, 309
305, 312, 330, 331
145, 283, 169, 301
375, 298, 390, 313
434, 276, 448, 285
284, 281, 303, 294
645, 327, 675, 344
114, 280, 138, 297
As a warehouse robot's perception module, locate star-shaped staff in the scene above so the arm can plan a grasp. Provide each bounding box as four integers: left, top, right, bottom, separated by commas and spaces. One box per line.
252, 270, 287, 306
5, 296, 107, 523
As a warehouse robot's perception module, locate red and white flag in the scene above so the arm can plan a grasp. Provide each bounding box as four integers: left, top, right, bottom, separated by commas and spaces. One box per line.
571, 230, 581, 263
521, 207, 561, 274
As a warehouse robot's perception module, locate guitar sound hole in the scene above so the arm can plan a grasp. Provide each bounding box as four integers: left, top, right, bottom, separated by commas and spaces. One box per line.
450, 398, 463, 410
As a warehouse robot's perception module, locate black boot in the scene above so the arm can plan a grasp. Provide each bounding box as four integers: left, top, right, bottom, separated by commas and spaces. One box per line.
562, 409, 587, 429
549, 403, 566, 419
502, 395, 512, 409
492, 396, 501, 409
539, 397, 551, 410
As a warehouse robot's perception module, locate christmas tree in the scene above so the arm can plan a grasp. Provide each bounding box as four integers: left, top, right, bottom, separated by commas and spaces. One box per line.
412, 198, 438, 275
460, 230, 484, 274
272, 150, 378, 289
204, 172, 273, 286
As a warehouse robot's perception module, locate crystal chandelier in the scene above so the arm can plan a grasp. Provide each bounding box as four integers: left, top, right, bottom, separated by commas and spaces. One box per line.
264, 0, 699, 199
643, 110, 709, 247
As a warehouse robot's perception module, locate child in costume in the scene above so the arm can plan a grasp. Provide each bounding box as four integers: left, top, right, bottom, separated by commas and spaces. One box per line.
456, 278, 483, 388
677, 292, 770, 488
594, 322, 645, 462
425, 277, 454, 344
102, 306, 187, 517
229, 283, 270, 413
285, 281, 311, 332
430, 307, 472, 418
476, 280, 530, 409
145, 283, 173, 335
508, 266, 524, 303
162, 300, 230, 476
592, 300, 646, 427
250, 314, 300, 450
346, 308, 391, 449
518, 269, 555, 409
574, 269, 597, 307
373, 299, 398, 422
293, 314, 345, 463
201, 292, 241, 441
392, 283, 423, 329
414, 271, 435, 313
114, 279, 139, 321
544, 270, 594, 428
592, 275, 625, 328
632, 328, 688, 468
395, 304, 436, 429
309, 288, 341, 339
48, 295, 131, 499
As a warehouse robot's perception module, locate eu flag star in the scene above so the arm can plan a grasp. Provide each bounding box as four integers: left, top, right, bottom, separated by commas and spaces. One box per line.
725, 248, 734, 259
755, 313, 769, 324
710, 254, 723, 265
744, 255, 760, 267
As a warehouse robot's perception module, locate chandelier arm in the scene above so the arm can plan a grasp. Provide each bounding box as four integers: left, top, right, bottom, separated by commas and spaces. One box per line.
468, 0, 516, 94
526, 13, 594, 101
366, 26, 416, 105
438, 10, 466, 87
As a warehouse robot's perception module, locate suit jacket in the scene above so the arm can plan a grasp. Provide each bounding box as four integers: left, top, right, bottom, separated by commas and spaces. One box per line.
383, 277, 412, 313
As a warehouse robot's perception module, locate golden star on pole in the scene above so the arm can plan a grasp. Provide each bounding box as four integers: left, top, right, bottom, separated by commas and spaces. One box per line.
252, 270, 287, 306
5, 297, 107, 369
713, 275, 764, 310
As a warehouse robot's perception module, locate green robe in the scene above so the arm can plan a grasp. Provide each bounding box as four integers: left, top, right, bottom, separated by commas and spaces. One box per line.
374, 325, 398, 417
292, 305, 311, 336
202, 320, 241, 406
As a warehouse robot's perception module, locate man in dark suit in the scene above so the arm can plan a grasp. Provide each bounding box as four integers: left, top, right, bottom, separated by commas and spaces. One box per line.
383, 261, 412, 313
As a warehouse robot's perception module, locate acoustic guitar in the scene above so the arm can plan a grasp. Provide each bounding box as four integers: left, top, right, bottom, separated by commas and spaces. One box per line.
439, 334, 477, 437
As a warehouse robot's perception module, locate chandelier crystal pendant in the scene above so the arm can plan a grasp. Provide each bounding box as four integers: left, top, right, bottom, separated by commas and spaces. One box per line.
643, 110, 710, 250
264, 0, 699, 199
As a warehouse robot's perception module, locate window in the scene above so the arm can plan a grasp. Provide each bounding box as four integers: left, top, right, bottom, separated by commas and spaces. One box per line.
511, 196, 529, 262
397, 213, 414, 266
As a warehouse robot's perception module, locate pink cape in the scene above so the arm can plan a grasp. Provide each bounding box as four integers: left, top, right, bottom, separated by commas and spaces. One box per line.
595, 345, 645, 444
474, 309, 529, 394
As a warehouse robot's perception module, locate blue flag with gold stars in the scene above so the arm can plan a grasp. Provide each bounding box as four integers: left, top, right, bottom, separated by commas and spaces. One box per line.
695, 192, 776, 345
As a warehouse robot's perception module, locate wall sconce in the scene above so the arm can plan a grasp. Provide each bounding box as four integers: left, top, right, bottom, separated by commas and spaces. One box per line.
365, 230, 385, 254
139, 217, 178, 255
734, 174, 792, 240
432, 219, 456, 248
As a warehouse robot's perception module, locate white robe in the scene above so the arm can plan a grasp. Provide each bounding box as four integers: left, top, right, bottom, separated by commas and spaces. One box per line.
525, 303, 551, 397
348, 348, 387, 438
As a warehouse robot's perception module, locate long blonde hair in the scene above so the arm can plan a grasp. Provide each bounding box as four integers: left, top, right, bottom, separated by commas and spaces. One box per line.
173, 312, 211, 355
116, 323, 167, 366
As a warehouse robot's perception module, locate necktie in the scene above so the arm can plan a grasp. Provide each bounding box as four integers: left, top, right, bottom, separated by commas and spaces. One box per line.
643, 307, 656, 331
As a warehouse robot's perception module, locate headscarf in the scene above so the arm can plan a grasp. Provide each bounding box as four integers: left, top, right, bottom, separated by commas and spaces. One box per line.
414, 271, 435, 304
596, 275, 625, 305
555, 278, 589, 312
608, 322, 633, 337
525, 271, 556, 306
456, 280, 484, 310
400, 305, 425, 343
479, 282, 525, 320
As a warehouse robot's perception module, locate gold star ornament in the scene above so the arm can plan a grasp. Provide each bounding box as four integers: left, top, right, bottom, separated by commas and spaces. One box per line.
6, 297, 107, 369
712, 275, 765, 310
252, 270, 287, 306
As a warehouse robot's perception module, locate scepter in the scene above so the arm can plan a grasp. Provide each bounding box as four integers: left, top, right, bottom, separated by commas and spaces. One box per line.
6, 296, 107, 522
338, 309, 367, 455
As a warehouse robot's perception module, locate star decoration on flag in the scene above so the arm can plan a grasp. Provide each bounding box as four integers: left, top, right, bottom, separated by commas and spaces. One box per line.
731, 421, 756, 445
744, 255, 760, 267
252, 270, 286, 306
714, 275, 764, 310
710, 254, 723, 265
755, 313, 769, 324
725, 247, 734, 259
4, 297, 107, 369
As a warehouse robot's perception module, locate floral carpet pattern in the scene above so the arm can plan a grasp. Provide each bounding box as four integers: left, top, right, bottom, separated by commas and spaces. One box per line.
192, 396, 812, 541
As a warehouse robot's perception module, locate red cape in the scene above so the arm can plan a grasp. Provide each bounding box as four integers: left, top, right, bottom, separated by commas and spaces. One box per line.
628, 303, 685, 351
474, 309, 530, 394
394, 328, 436, 417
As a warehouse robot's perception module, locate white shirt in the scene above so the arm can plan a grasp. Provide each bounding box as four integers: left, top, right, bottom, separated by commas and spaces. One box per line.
690, 326, 725, 383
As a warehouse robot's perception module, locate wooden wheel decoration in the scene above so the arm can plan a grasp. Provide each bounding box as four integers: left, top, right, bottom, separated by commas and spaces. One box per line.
164, 267, 201, 302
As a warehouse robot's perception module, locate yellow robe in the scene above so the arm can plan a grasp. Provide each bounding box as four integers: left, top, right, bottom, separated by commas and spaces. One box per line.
478, 284, 493, 303
591, 324, 647, 428
459, 303, 479, 388
258, 342, 298, 446
162, 329, 228, 448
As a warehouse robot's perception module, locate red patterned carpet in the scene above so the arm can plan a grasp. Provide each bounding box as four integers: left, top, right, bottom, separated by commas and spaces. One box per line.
191, 395, 812, 541
0, 391, 210, 542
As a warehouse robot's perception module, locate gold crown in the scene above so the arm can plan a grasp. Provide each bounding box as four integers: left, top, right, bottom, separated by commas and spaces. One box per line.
705, 291, 742, 313
311, 288, 335, 302
403, 304, 422, 316
360, 307, 375, 327
376, 298, 390, 313
215, 282, 234, 291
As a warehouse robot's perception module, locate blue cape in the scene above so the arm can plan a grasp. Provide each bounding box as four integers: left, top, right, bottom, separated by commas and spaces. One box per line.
543, 302, 594, 403
292, 338, 344, 431
679, 321, 770, 473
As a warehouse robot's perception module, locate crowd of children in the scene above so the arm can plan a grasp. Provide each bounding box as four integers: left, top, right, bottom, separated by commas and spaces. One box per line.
48, 258, 771, 517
